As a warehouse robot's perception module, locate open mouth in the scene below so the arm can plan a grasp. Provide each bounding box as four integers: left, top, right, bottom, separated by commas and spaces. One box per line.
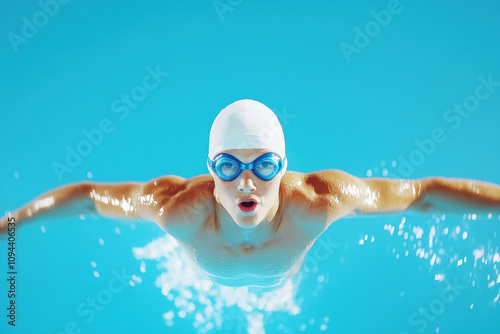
238, 199, 258, 213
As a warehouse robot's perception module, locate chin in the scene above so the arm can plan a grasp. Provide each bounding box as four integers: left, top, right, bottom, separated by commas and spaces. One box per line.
233, 215, 261, 229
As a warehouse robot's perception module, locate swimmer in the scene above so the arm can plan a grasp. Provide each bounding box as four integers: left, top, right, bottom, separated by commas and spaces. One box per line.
1, 99, 500, 288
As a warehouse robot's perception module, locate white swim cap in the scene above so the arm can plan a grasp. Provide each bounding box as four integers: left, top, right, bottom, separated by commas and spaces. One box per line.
208, 99, 286, 160
208, 99, 287, 178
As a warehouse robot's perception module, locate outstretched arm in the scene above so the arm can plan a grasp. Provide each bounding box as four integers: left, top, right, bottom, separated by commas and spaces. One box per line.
0, 176, 193, 234
358, 176, 500, 215
301, 170, 500, 222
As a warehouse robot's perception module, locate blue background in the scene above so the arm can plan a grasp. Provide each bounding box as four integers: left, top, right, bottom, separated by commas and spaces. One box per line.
1, 1, 499, 333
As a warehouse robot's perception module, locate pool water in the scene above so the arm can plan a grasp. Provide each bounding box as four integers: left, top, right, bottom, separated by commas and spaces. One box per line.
1, 1, 499, 333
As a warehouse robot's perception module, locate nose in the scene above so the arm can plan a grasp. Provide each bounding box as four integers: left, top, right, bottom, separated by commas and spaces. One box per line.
237, 170, 256, 193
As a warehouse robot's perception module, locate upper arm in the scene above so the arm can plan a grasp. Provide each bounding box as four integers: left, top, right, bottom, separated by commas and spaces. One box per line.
301, 170, 424, 219
360, 177, 424, 213
89, 175, 213, 222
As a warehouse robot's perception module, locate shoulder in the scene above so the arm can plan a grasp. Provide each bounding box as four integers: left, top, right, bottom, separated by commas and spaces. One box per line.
280, 170, 366, 218
142, 174, 214, 200
280, 169, 363, 200
140, 174, 214, 214
141, 174, 215, 230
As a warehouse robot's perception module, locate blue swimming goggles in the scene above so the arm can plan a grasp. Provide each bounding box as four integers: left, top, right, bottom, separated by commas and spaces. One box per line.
208, 153, 286, 181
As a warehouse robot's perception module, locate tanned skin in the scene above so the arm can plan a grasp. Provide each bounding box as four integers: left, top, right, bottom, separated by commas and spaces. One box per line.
1, 148, 499, 288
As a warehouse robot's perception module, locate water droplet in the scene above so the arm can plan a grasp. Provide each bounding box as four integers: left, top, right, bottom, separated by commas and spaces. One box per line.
164, 310, 175, 320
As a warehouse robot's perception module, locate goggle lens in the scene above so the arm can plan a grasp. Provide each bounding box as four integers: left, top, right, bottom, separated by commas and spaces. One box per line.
217, 159, 239, 178
254, 158, 279, 178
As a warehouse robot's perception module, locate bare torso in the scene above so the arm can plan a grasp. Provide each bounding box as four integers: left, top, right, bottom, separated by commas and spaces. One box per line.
150, 172, 351, 288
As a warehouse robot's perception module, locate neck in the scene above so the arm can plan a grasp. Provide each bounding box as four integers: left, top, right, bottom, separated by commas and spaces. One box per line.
215, 197, 281, 247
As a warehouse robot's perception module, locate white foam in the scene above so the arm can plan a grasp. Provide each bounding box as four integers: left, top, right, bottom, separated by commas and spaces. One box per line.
132, 234, 303, 333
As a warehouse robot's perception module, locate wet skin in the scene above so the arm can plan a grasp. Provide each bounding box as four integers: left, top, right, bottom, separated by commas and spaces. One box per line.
1, 149, 500, 288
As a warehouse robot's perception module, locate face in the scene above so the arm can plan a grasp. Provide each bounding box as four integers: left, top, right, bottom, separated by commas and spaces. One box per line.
211, 148, 283, 229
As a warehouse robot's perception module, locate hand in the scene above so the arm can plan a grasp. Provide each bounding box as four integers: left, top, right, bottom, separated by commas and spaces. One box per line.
0, 215, 8, 235
0, 212, 14, 235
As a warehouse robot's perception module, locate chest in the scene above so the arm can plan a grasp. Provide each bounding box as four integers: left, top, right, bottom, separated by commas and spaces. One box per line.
176, 218, 316, 283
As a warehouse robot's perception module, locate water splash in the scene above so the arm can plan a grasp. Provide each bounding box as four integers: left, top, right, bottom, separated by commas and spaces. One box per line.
132, 234, 305, 333
383, 213, 500, 306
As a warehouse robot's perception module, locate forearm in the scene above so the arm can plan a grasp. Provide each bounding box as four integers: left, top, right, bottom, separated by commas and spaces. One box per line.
415, 177, 500, 213
357, 176, 500, 216
3, 182, 97, 225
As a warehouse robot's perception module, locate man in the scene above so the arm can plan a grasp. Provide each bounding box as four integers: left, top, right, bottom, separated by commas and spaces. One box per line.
1, 99, 499, 288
